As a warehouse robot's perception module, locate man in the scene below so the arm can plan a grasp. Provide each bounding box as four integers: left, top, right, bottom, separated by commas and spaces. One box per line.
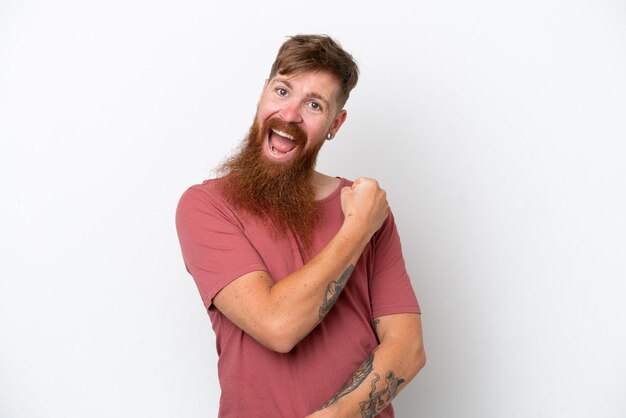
176, 34, 425, 417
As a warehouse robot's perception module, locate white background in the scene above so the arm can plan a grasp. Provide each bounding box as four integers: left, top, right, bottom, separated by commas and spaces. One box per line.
1, 1, 625, 417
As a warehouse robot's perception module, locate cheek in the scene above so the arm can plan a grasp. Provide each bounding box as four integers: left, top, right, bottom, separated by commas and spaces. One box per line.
256, 105, 272, 120
312, 124, 332, 141
257, 98, 279, 118
304, 117, 330, 136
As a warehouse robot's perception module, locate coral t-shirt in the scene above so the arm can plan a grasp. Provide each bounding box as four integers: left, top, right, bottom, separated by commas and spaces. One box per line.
176, 178, 420, 418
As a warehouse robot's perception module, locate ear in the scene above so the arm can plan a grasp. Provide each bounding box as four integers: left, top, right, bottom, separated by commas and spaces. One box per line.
330, 109, 348, 136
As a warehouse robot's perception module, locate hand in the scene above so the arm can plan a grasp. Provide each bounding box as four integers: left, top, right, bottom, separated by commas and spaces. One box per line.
340, 177, 388, 239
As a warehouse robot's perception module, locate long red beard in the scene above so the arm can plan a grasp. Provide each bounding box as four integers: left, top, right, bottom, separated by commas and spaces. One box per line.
217, 117, 324, 249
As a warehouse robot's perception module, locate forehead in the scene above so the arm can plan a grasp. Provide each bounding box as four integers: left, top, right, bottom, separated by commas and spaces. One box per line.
270, 70, 342, 107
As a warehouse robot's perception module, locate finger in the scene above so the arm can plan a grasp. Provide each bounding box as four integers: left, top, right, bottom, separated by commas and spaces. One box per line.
352, 177, 364, 188
352, 177, 375, 189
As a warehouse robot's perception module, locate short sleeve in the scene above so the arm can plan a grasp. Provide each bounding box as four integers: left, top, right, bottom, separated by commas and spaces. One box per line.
175, 185, 267, 310
369, 210, 421, 318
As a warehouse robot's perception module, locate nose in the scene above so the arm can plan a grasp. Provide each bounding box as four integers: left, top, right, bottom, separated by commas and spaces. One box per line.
278, 101, 303, 124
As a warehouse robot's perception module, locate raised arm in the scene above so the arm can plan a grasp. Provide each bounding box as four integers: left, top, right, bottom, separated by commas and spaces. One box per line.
211, 178, 388, 353
308, 313, 425, 417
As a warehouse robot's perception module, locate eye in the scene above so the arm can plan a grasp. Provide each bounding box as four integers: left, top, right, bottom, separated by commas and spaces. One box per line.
276, 88, 288, 97
309, 101, 322, 111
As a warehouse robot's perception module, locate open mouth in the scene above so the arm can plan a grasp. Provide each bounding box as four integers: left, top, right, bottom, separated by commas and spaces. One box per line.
267, 128, 299, 159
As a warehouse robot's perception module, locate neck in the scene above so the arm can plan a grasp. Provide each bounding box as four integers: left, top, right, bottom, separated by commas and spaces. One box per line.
312, 171, 341, 200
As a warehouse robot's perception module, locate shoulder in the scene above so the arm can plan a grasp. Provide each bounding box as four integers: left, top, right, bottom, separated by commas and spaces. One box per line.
341, 177, 354, 187
179, 178, 218, 200
176, 178, 240, 227
177, 178, 228, 210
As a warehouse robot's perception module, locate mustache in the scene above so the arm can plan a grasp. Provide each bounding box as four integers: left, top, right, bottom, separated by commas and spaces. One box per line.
262, 118, 308, 145
217, 115, 321, 249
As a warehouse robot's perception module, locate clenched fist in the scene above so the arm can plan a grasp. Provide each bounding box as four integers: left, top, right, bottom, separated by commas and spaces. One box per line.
340, 177, 389, 240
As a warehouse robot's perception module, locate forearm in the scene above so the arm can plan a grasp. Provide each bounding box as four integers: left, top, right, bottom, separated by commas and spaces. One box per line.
212, 178, 389, 353
310, 315, 425, 418
212, 217, 375, 352
266, 220, 370, 341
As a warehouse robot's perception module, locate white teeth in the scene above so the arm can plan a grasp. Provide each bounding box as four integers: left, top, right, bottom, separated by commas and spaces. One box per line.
271, 129, 295, 141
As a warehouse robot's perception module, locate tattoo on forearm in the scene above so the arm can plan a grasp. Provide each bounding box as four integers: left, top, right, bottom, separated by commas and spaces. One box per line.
359, 371, 406, 418
317, 350, 376, 410
318, 265, 354, 319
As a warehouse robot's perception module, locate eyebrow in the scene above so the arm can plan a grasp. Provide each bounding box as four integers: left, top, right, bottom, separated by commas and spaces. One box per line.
272, 78, 331, 107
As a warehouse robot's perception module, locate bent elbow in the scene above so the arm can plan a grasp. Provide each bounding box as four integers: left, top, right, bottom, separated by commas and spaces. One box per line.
265, 335, 297, 354
271, 342, 296, 354
260, 320, 300, 354
416, 346, 426, 371
406, 343, 426, 380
